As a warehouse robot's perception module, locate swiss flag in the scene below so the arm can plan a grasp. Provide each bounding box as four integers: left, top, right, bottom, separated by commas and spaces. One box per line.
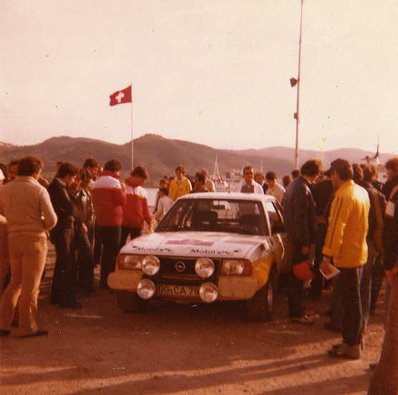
109, 85, 132, 106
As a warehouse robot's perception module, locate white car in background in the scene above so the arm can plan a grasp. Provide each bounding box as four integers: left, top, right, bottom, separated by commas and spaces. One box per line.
108, 192, 287, 321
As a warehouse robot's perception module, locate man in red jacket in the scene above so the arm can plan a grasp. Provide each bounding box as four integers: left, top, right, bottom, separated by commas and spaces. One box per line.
121, 165, 152, 246
92, 160, 126, 289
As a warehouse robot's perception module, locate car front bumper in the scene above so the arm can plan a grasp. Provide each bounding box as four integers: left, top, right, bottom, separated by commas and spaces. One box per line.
108, 271, 259, 301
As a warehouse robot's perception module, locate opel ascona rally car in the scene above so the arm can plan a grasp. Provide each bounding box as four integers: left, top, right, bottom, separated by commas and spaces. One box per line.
108, 192, 287, 321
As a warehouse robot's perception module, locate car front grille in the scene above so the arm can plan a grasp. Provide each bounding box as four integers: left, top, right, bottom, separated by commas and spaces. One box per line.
154, 257, 221, 285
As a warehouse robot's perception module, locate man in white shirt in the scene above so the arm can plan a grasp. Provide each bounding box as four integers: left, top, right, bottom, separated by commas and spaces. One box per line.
240, 166, 264, 194
201, 168, 216, 192
266, 171, 285, 204
0, 156, 57, 337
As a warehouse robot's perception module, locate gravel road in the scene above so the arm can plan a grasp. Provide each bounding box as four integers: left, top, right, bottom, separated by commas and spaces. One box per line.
0, 249, 384, 395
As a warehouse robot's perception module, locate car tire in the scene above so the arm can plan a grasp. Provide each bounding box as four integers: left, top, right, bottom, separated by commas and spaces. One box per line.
116, 290, 146, 313
245, 266, 277, 322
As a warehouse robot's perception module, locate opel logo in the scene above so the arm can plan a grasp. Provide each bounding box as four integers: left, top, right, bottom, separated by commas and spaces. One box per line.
175, 261, 186, 273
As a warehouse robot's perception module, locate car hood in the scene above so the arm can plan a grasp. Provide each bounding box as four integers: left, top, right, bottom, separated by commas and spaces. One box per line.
120, 231, 266, 258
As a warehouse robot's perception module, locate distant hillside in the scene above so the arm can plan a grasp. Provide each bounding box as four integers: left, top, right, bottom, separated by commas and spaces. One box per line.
238, 146, 395, 167
0, 134, 395, 186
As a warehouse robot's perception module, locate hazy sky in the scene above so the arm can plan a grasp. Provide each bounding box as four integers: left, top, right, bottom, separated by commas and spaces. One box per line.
1, 0, 397, 154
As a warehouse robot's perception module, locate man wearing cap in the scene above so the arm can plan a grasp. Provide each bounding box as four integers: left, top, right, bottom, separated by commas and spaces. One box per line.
282, 159, 320, 324
321, 158, 370, 359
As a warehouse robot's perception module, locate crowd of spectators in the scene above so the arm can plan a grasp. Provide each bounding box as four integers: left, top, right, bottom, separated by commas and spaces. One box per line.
0, 154, 397, 392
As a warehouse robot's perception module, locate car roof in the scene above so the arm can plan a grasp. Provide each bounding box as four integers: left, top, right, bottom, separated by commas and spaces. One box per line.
177, 192, 277, 203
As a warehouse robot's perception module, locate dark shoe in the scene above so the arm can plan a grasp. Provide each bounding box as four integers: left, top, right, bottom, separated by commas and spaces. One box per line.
290, 315, 315, 325
369, 362, 378, 370
60, 302, 82, 309
0, 329, 11, 337
328, 343, 360, 360
324, 322, 341, 332
19, 329, 48, 338
331, 342, 342, 350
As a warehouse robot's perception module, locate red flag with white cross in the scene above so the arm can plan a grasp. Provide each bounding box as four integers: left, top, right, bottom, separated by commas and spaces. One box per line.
109, 85, 132, 106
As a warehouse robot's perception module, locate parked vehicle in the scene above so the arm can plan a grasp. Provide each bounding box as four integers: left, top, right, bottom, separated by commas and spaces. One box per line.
108, 192, 287, 321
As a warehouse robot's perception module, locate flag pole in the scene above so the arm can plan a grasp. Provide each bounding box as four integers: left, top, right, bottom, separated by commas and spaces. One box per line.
130, 84, 134, 170
294, 0, 304, 170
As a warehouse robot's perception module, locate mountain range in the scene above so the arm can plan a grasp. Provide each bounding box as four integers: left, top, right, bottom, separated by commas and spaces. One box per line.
0, 134, 393, 186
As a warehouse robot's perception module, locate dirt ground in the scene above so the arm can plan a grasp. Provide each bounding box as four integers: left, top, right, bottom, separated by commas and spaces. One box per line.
0, 248, 385, 395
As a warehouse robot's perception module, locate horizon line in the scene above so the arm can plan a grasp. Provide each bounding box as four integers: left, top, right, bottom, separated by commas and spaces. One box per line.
0, 133, 388, 155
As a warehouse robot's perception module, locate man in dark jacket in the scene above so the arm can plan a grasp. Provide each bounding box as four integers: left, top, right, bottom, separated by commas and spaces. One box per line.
358, 164, 386, 330
310, 172, 334, 299
48, 162, 80, 308
70, 168, 95, 294
283, 159, 320, 324
368, 157, 398, 394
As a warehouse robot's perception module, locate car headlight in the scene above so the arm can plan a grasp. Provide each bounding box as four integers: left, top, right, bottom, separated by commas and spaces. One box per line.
137, 279, 156, 299
195, 258, 215, 278
221, 259, 252, 275
142, 255, 160, 276
117, 254, 142, 270
199, 282, 218, 303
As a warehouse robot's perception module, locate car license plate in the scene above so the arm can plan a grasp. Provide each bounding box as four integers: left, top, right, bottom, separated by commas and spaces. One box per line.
156, 284, 199, 298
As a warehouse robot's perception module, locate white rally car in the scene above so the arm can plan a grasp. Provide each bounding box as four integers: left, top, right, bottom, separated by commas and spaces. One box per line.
108, 192, 287, 321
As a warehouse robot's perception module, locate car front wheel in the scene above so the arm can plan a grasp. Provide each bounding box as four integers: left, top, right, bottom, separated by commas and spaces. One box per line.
116, 290, 146, 313
245, 266, 277, 322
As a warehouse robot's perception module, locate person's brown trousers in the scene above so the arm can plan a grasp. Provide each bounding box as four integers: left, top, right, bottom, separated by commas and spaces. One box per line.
0, 234, 48, 336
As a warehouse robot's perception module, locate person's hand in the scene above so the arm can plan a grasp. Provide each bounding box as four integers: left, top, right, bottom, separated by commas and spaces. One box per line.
385, 265, 398, 285
82, 223, 88, 233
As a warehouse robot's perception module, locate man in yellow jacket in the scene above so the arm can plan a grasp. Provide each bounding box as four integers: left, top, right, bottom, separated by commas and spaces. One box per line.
321, 159, 370, 359
168, 165, 192, 201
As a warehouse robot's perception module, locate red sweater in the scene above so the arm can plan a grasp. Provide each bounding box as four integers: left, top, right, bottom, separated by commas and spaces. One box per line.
92, 174, 126, 226
122, 186, 151, 228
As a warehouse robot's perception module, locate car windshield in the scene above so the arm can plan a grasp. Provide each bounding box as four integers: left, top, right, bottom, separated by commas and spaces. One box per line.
157, 198, 268, 236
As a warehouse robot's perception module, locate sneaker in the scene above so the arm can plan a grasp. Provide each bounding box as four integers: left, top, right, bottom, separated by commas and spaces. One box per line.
290, 315, 315, 325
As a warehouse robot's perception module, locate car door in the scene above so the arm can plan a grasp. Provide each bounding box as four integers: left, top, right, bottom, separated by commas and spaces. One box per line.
264, 200, 289, 273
